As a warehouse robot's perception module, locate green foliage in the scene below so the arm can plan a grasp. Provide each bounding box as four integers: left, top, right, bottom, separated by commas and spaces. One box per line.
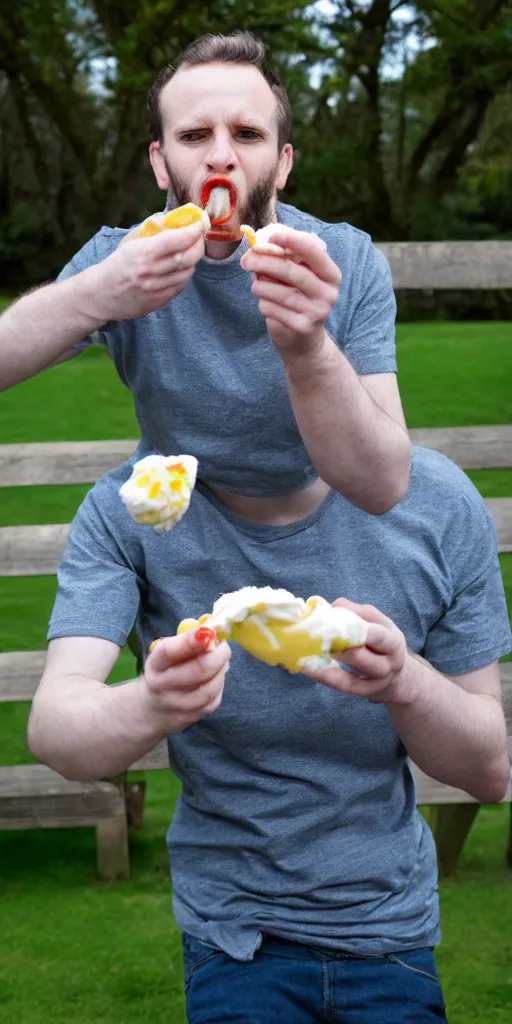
0, 0, 314, 285
1, 3, 512, 290
286, 1, 512, 241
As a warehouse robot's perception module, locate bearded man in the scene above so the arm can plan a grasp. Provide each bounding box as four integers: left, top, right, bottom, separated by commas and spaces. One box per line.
0, 31, 411, 516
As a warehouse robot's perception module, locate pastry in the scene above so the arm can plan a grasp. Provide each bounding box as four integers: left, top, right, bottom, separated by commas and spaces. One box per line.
139, 204, 210, 237
176, 586, 368, 673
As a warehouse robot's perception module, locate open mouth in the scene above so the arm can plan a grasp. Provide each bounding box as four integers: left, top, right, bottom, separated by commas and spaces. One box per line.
200, 176, 240, 240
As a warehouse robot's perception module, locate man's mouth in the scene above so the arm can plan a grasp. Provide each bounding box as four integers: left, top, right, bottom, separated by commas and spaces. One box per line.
200, 176, 240, 240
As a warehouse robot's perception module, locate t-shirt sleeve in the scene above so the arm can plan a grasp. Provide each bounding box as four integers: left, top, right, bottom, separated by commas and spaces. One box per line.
48, 485, 143, 648
422, 493, 512, 676
56, 233, 110, 355
342, 240, 397, 376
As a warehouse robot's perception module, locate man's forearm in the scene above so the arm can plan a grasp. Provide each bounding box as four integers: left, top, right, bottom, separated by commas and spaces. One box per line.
282, 332, 411, 514
27, 674, 168, 782
0, 271, 105, 390
387, 655, 510, 803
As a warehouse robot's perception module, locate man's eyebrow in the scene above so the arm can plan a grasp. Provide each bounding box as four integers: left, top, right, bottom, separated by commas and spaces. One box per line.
173, 114, 270, 134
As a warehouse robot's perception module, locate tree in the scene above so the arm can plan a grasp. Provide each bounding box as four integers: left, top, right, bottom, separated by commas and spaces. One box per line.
1, 0, 512, 289
0, 0, 315, 286
284, 1, 512, 239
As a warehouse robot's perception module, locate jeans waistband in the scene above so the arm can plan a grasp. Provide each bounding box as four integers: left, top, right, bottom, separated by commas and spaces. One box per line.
260, 934, 429, 962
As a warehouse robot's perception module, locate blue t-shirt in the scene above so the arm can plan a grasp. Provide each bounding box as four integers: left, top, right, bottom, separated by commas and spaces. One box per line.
57, 202, 397, 496
48, 447, 511, 960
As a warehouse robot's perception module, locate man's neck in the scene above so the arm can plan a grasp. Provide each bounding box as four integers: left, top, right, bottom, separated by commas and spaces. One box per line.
210, 478, 331, 526
204, 238, 241, 261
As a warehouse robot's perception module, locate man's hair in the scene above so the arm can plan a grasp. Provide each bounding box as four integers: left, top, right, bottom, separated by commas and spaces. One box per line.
147, 31, 292, 151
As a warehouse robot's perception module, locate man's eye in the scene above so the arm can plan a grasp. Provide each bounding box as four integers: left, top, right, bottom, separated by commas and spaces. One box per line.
237, 130, 260, 140
180, 132, 204, 142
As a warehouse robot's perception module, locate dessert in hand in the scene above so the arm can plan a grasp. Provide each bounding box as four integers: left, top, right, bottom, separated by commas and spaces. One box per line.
120, 454, 197, 532
139, 176, 239, 242
176, 586, 368, 673
240, 223, 296, 257
139, 204, 211, 238
148, 625, 217, 657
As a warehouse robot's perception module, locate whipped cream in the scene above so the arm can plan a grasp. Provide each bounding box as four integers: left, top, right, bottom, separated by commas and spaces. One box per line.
240, 223, 291, 256
140, 204, 210, 236
241, 223, 327, 258
206, 187, 231, 221
119, 454, 197, 532
211, 586, 306, 632
204, 586, 368, 672
291, 597, 368, 670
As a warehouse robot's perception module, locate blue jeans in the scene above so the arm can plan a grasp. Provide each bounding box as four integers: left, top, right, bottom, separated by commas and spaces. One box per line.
183, 933, 447, 1023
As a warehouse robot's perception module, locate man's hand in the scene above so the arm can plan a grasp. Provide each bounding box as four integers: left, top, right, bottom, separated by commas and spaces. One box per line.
304, 599, 414, 705
141, 627, 231, 733
240, 227, 341, 357
78, 220, 205, 322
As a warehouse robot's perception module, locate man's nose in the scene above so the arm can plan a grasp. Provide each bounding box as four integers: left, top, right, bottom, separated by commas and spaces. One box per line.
205, 129, 238, 173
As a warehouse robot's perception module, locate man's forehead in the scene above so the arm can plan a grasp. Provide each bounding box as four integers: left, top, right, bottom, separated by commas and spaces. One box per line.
161, 63, 278, 128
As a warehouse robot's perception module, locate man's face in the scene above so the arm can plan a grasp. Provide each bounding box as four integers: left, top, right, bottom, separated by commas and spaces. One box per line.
150, 62, 293, 231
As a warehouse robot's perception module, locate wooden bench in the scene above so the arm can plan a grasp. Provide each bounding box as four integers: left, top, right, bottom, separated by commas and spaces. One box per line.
0, 424, 510, 877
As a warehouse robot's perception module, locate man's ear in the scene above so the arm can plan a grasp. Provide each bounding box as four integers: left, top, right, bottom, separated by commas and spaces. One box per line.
276, 144, 294, 190
149, 141, 170, 190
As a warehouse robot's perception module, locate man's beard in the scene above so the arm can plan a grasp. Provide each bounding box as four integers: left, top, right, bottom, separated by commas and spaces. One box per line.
163, 159, 278, 230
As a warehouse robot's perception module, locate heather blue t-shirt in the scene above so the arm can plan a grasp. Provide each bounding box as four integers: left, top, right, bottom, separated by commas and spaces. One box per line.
57, 202, 397, 496
48, 447, 511, 960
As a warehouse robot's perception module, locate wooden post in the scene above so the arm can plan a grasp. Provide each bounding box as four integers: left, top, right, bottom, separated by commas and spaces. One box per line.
432, 803, 481, 876
126, 780, 147, 828
507, 804, 512, 868
96, 811, 130, 880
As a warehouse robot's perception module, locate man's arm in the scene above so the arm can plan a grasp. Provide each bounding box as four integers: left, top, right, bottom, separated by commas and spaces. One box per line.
306, 600, 510, 804
0, 277, 109, 390
241, 228, 411, 514
284, 345, 410, 514
27, 630, 230, 783
387, 658, 510, 803
0, 221, 205, 391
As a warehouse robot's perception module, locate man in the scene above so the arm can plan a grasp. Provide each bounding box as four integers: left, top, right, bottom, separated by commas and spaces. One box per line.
28, 442, 511, 1023
0, 31, 411, 516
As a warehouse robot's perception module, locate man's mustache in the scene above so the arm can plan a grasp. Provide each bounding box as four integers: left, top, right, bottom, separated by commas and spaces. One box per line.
164, 163, 278, 232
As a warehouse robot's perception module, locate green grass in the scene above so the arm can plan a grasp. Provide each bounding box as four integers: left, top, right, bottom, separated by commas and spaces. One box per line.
0, 320, 511, 1022
397, 321, 512, 427
0, 771, 189, 1024
0, 790, 510, 1023
0, 344, 139, 442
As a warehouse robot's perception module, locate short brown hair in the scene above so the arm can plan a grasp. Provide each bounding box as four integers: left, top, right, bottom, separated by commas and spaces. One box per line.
147, 31, 291, 151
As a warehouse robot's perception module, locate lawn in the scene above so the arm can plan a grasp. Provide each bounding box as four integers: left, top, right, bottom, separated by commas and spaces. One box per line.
0, 320, 511, 1023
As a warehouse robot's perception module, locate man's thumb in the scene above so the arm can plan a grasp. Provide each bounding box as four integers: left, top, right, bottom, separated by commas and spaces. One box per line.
147, 627, 217, 670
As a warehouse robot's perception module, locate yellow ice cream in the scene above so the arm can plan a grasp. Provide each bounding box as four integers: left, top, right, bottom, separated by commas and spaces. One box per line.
177, 586, 368, 673
240, 223, 291, 256
139, 204, 210, 238
119, 454, 197, 532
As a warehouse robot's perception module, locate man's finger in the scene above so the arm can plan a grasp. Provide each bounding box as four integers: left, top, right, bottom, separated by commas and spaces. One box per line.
148, 628, 217, 671
251, 277, 332, 316
252, 227, 339, 283
117, 225, 144, 248
246, 253, 338, 299
332, 598, 395, 631
333, 646, 390, 678
137, 220, 205, 256
151, 240, 205, 277
364, 623, 397, 654
153, 645, 231, 691
303, 661, 383, 697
